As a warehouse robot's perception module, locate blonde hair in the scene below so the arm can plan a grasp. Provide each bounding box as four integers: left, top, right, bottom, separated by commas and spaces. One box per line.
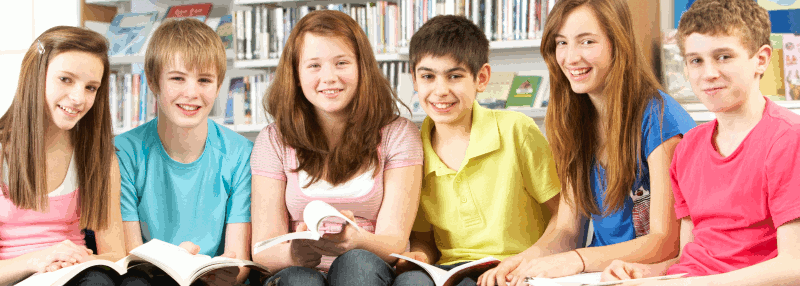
0, 26, 114, 230
144, 18, 227, 95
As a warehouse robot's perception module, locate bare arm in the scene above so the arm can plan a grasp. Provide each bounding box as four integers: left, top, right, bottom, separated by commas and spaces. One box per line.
122, 221, 144, 253
94, 156, 127, 261
520, 193, 585, 259
577, 136, 682, 272
223, 222, 251, 283
352, 165, 423, 263
250, 174, 296, 271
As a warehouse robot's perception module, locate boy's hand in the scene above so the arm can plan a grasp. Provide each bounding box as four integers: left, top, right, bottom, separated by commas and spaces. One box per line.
289, 223, 323, 268
179, 241, 201, 255
308, 210, 363, 256
394, 251, 429, 275
477, 254, 523, 286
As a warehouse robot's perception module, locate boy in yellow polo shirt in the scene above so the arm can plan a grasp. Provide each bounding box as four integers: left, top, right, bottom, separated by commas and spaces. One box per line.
392, 15, 562, 286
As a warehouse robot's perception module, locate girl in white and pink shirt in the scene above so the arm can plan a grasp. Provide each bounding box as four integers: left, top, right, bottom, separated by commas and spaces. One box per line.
250, 10, 423, 286
0, 26, 125, 286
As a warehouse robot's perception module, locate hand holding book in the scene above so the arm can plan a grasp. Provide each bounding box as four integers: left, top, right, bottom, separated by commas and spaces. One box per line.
303, 210, 364, 257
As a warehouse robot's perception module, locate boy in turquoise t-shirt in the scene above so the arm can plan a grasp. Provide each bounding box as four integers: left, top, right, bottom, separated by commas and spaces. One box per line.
115, 19, 253, 286
392, 15, 561, 286
601, 1, 800, 285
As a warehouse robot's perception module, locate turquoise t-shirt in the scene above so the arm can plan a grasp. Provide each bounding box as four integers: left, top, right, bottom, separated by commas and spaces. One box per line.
115, 118, 253, 256
589, 91, 696, 247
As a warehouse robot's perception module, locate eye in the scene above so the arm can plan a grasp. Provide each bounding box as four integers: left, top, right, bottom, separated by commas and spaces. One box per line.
555, 40, 567, 46
199, 78, 213, 83
85, 85, 98, 92
717, 55, 731, 61
449, 74, 463, 80
59, 77, 72, 83
688, 58, 701, 65
581, 39, 595, 45
336, 61, 349, 66
308, 63, 320, 69
170, 76, 184, 81
420, 74, 433, 80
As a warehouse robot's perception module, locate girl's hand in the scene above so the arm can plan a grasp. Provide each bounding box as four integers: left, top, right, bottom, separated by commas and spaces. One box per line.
477, 254, 523, 286
26, 240, 93, 273
289, 223, 322, 268
601, 260, 663, 282
43, 255, 97, 273
508, 251, 584, 286
394, 251, 429, 275
307, 210, 363, 257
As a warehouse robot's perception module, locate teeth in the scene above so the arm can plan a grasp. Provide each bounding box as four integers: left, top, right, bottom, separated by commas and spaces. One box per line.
321, 89, 340, 94
59, 105, 78, 114
178, 104, 199, 111
433, 103, 455, 109
570, 68, 590, 76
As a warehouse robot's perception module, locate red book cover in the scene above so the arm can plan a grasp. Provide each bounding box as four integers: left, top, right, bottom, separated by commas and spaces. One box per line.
165, 3, 213, 21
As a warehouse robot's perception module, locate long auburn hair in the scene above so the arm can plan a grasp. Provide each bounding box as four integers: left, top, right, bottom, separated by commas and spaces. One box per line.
542, 0, 664, 217
0, 26, 114, 230
266, 10, 405, 186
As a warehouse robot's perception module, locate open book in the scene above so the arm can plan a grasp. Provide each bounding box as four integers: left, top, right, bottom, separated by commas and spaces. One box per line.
252, 200, 362, 254
390, 253, 500, 286
16, 239, 270, 286
524, 272, 686, 286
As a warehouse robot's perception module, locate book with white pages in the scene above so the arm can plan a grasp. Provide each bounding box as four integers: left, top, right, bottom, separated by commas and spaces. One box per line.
389, 254, 500, 286
252, 200, 362, 255
524, 272, 687, 286
15, 239, 270, 286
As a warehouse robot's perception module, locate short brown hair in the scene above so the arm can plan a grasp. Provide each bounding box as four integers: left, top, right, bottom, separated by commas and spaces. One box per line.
409, 15, 489, 79
144, 18, 227, 95
677, 0, 771, 57
266, 10, 402, 186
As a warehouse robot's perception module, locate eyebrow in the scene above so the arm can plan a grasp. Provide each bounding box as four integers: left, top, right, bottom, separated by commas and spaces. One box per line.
303, 54, 353, 62
684, 47, 737, 58
554, 32, 599, 38
415, 66, 468, 73
60, 71, 101, 86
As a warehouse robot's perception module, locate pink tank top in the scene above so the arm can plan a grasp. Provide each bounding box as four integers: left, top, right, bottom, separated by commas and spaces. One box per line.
0, 180, 84, 260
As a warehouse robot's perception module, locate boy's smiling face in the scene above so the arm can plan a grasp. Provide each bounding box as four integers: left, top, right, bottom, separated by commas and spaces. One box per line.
413, 55, 490, 127
682, 33, 771, 113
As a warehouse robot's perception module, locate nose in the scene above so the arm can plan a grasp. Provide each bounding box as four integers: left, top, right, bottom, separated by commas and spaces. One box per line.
700, 62, 721, 82
185, 80, 201, 98
432, 77, 449, 97
564, 44, 581, 65
68, 86, 86, 105
320, 63, 337, 84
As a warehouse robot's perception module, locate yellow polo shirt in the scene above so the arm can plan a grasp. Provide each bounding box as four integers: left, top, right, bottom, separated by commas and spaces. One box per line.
413, 101, 561, 265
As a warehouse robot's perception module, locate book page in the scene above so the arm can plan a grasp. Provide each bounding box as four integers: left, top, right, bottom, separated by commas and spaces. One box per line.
447, 256, 500, 276
390, 253, 449, 285
525, 272, 602, 286
16, 260, 127, 286
127, 239, 216, 284
252, 230, 320, 254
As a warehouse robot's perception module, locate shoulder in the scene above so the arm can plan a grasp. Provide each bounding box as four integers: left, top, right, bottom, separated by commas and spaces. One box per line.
114, 119, 158, 156
208, 120, 254, 157
643, 91, 691, 118
491, 109, 542, 143
254, 122, 285, 148
382, 116, 418, 133
764, 101, 800, 149
675, 121, 714, 154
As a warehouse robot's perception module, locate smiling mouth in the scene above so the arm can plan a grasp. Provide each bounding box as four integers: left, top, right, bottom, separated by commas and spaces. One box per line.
570, 68, 591, 76
432, 102, 456, 109
177, 104, 200, 111
58, 105, 79, 114
320, 89, 343, 96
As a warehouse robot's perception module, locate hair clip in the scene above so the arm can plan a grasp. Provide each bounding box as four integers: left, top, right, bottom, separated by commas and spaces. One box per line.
37, 40, 45, 55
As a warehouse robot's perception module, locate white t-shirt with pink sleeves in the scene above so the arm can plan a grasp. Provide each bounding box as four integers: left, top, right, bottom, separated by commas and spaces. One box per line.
250, 117, 423, 271
0, 151, 85, 260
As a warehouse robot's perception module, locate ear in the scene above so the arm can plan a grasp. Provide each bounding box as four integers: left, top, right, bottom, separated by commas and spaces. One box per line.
411, 70, 418, 92
754, 44, 772, 77
475, 63, 492, 92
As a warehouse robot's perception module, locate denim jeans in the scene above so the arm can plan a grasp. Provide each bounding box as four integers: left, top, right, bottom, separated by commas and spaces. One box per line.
264, 249, 395, 286
393, 261, 485, 286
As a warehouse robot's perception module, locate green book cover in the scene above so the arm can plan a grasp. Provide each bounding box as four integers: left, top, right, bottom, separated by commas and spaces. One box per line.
505, 76, 542, 107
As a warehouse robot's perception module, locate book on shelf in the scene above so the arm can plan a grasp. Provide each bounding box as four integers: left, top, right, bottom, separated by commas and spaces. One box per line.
389, 254, 499, 286
506, 75, 542, 108
108, 71, 154, 131
252, 200, 362, 254
106, 12, 158, 56
226, 77, 245, 125
783, 34, 800, 100
164, 3, 213, 22
477, 71, 516, 109
217, 14, 234, 49
15, 239, 270, 286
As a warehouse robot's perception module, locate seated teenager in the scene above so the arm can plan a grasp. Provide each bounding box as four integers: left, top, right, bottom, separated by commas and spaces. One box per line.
0, 26, 125, 286
392, 15, 562, 286
115, 18, 253, 286
482, 1, 698, 285
249, 10, 424, 286
601, 0, 800, 284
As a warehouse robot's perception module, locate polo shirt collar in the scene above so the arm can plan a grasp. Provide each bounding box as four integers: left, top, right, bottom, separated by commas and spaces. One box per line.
421, 101, 502, 176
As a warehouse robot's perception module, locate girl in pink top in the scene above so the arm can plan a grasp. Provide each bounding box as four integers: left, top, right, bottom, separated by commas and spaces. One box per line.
250, 10, 424, 286
0, 26, 125, 286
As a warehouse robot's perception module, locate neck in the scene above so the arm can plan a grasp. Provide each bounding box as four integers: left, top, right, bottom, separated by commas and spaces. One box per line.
432, 112, 473, 144
587, 92, 607, 120
714, 90, 766, 137
157, 116, 208, 164
45, 122, 72, 154
317, 112, 347, 148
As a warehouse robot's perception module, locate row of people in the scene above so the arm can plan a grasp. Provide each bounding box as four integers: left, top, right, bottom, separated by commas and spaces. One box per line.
1, 0, 798, 285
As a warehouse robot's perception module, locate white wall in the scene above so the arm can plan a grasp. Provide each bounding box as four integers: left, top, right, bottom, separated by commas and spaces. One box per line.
0, 0, 80, 116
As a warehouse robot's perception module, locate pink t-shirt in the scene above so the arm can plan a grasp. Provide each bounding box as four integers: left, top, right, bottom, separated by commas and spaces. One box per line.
667, 98, 800, 277
251, 117, 423, 270
0, 188, 84, 260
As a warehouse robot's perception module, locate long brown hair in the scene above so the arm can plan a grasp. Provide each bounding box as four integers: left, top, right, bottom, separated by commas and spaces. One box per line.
542, 0, 663, 217
266, 10, 404, 186
0, 26, 114, 230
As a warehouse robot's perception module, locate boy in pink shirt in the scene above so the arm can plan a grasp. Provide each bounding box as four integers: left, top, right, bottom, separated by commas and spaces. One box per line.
600, 0, 800, 285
